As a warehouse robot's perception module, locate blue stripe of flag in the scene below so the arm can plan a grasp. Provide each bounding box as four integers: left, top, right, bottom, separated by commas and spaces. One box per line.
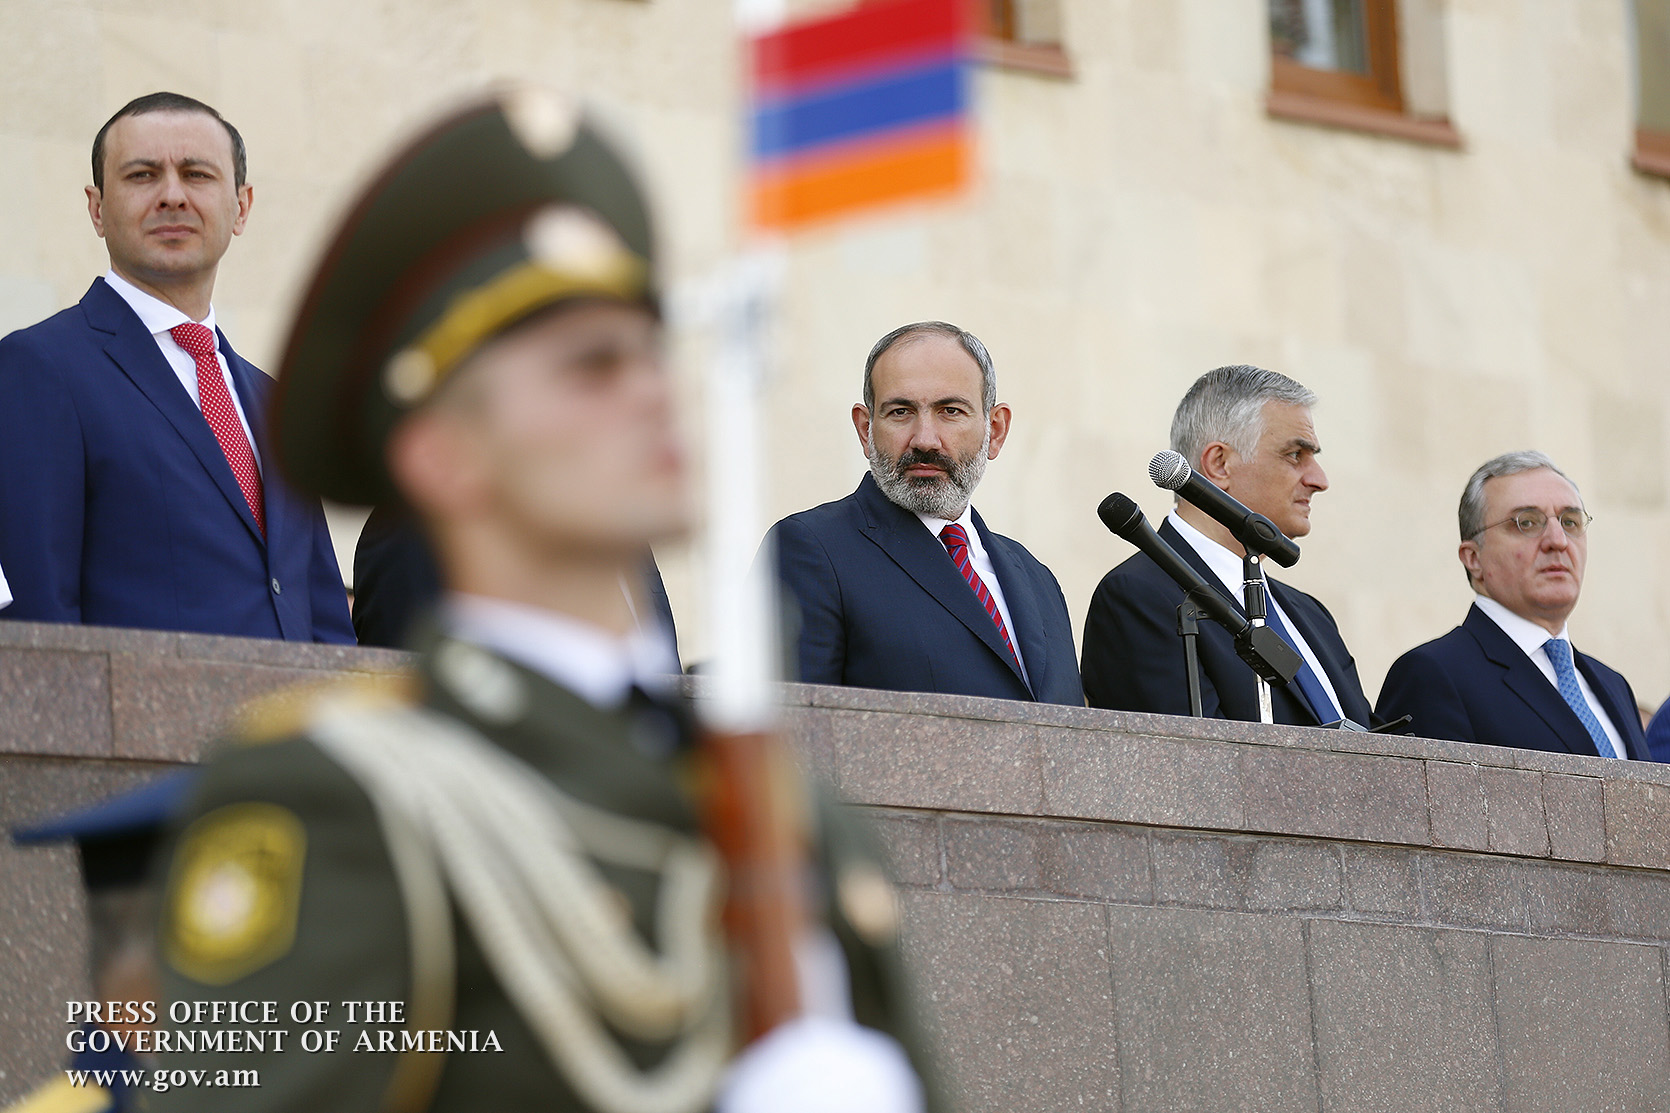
751, 58, 965, 162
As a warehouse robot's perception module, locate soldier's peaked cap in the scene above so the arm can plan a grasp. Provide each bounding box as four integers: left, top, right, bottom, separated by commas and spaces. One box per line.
271, 88, 657, 506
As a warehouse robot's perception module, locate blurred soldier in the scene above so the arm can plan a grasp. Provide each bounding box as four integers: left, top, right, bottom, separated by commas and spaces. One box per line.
1080, 365, 1374, 725
152, 92, 936, 1112
6, 773, 193, 1113
1377, 451, 1651, 759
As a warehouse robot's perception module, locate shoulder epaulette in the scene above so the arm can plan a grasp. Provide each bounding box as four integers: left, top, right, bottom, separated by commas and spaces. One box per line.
231, 672, 421, 747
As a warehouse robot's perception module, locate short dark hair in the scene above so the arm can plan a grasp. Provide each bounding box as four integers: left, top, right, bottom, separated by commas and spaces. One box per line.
92, 92, 247, 191
863, 321, 996, 414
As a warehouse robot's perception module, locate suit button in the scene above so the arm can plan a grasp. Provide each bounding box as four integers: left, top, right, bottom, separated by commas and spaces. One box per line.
271, 578, 283, 595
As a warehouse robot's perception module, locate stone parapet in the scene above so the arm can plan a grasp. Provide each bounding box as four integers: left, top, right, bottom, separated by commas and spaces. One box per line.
3, 622, 1667, 1110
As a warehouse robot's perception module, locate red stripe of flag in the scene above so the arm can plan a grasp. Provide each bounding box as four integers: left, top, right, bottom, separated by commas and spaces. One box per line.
752, 0, 969, 100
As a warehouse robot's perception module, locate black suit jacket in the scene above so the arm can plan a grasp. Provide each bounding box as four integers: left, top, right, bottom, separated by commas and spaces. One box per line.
1081, 519, 1373, 726
1376, 604, 1651, 760
767, 473, 1082, 704
351, 504, 678, 658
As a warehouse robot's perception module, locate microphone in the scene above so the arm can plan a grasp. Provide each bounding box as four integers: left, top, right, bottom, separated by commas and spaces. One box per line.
1148, 451, 1301, 568
1097, 493, 1301, 685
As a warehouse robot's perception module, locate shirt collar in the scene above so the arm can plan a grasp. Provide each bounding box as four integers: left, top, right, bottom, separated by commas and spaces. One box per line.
1166, 510, 1247, 592
916, 503, 981, 553
103, 270, 217, 341
441, 592, 679, 709
1472, 594, 1571, 656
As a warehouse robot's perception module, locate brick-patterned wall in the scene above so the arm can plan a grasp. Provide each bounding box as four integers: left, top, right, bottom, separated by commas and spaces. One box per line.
4, 624, 1669, 1109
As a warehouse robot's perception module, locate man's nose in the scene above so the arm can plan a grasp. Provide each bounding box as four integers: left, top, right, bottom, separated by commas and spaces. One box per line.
157, 168, 188, 206
1304, 459, 1329, 492
1541, 517, 1571, 550
906, 416, 942, 451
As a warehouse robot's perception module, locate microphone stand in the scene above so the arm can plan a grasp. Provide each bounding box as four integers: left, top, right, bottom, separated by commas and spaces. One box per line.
1242, 553, 1275, 725
1176, 598, 1208, 718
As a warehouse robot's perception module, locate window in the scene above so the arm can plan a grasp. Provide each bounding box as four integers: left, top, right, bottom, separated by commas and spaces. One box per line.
1266, 0, 1459, 147
979, 0, 1071, 78
1634, 0, 1670, 178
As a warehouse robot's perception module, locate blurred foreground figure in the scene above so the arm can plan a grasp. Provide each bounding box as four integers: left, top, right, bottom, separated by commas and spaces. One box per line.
7, 773, 193, 1113
153, 91, 937, 1112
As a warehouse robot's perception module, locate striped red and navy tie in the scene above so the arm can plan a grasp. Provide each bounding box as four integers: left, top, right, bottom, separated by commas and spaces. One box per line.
939, 523, 1018, 666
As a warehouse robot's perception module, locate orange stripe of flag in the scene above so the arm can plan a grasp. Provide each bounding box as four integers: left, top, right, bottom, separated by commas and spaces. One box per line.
750, 126, 969, 230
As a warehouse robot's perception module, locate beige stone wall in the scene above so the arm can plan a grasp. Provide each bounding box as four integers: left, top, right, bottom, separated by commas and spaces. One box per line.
4, 0, 1668, 707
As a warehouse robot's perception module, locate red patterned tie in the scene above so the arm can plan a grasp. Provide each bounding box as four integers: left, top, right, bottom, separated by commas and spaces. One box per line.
939, 523, 1019, 666
170, 322, 265, 536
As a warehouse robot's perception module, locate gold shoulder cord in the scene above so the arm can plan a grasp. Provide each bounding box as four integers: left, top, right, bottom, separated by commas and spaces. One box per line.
310, 703, 730, 1113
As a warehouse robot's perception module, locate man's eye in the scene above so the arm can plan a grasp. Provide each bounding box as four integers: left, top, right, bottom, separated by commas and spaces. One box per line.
1512, 512, 1546, 533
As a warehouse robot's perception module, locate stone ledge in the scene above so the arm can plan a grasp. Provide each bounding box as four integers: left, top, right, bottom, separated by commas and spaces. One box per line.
868, 808, 1670, 944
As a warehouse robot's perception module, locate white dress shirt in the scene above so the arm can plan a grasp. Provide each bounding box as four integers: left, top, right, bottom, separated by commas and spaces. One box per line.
1471, 595, 1626, 758
915, 505, 1029, 683
102, 270, 261, 469
1167, 511, 1344, 719
0, 559, 11, 610
444, 589, 680, 709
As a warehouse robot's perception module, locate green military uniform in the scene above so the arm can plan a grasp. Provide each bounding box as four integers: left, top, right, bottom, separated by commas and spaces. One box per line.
156, 636, 924, 1112
150, 90, 938, 1113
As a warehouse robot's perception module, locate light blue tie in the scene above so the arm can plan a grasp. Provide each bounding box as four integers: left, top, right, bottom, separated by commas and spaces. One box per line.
1544, 638, 1618, 758
1260, 604, 1341, 723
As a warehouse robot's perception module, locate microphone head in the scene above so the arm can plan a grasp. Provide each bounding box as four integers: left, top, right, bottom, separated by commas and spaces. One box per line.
1149, 450, 1192, 491
1097, 492, 1145, 536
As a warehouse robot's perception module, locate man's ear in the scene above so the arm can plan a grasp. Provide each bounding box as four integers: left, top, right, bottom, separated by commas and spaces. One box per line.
1458, 540, 1483, 588
86, 186, 106, 239
851, 403, 872, 454
232, 183, 254, 236
985, 402, 1012, 459
1197, 441, 1234, 485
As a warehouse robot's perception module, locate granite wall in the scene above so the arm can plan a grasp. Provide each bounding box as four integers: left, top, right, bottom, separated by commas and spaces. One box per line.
4, 623, 1670, 1110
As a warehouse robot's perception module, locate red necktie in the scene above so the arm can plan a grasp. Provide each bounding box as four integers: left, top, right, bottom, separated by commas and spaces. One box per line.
939, 523, 1019, 666
170, 322, 265, 536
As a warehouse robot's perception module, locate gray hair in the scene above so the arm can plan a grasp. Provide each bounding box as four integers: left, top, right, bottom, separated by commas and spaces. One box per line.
1169, 365, 1317, 466
1458, 450, 1582, 541
863, 322, 996, 415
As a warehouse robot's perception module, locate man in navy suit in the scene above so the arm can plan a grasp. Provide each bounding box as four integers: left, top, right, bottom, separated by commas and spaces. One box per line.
1377, 452, 1650, 760
1080, 366, 1374, 726
0, 93, 352, 642
767, 321, 1081, 704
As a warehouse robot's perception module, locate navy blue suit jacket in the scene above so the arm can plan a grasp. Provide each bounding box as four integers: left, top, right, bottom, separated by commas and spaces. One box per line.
1376, 604, 1650, 760
1081, 518, 1374, 726
0, 279, 353, 642
767, 473, 1082, 704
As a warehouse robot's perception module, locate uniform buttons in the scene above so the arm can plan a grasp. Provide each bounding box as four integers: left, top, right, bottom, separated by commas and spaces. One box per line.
270, 578, 283, 595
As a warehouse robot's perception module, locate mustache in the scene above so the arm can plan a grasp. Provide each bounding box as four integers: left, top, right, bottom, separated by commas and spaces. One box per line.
892, 449, 956, 477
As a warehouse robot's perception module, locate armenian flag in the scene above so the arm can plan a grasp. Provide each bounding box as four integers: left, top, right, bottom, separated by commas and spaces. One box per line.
748, 0, 974, 231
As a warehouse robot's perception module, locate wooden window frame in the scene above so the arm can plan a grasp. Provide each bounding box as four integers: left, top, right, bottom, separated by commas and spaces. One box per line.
979, 0, 1073, 78
1636, 128, 1670, 179
1266, 0, 1460, 148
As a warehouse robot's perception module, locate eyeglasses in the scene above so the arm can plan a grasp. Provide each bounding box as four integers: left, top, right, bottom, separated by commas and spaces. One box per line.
1474, 508, 1592, 539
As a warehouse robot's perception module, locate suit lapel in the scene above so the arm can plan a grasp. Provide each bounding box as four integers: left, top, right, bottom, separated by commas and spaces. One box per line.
853, 475, 1028, 690
223, 333, 281, 549
1463, 606, 1598, 757
84, 282, 265, 547
973, 509, 1041, 696
1575, 652, 1648, 761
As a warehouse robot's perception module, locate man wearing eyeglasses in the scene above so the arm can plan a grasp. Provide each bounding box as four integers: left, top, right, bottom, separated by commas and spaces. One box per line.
1376, 451, 1652, 760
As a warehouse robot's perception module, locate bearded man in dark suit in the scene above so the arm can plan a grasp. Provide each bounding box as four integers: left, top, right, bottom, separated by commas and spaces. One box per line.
766, 322, 1081, 705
